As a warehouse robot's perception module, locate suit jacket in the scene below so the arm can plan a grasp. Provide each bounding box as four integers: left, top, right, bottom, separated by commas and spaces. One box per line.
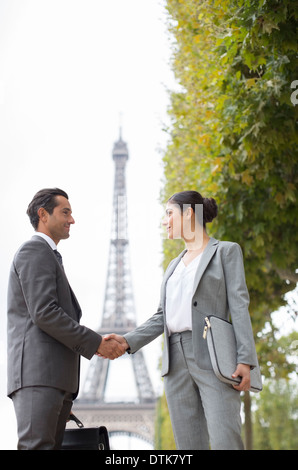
125, 237, 258, 376
7, 235, 101, 398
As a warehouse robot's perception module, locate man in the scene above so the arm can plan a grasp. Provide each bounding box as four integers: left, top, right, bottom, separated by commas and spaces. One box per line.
7, 188, 125, 450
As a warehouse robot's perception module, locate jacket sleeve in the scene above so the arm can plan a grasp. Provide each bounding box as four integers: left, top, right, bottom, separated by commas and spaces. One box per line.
14, 241, 101, 360
124, 304, 164, 353
222, 243, 258, 368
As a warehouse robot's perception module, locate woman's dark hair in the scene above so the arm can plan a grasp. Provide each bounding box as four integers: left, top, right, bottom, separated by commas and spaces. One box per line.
168, 190, 218, 227
27, 188, 69, 230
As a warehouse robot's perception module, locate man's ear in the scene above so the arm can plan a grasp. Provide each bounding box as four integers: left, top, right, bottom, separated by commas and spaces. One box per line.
37, 207, 48, 223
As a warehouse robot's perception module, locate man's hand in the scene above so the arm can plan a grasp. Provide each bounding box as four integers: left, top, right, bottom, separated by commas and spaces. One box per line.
104, 333, 129, 350
232, 364, 251, 391
96, 335, 127, 360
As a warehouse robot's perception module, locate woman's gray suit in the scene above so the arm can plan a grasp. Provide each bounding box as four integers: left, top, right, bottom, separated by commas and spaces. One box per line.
125, 237, 258, 449
7, 235, 101, 448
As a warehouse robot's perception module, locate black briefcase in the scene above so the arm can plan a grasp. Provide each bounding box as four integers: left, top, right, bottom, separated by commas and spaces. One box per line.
61, 413, 110, 450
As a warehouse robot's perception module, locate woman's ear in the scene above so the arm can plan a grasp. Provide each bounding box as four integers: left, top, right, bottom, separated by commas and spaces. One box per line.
185, 206, 193, 219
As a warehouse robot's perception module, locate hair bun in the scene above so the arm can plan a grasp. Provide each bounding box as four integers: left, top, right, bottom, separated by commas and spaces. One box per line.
203, 197, 218, 224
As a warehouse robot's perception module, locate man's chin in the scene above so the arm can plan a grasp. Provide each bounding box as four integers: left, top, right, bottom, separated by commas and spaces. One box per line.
61, 233, 70, 240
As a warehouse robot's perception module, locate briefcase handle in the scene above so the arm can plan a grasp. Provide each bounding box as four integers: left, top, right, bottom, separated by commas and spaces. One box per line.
68, 413, 84, 428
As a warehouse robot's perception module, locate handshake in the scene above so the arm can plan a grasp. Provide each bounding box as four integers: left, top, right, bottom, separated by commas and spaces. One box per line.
95, 334, 129, 360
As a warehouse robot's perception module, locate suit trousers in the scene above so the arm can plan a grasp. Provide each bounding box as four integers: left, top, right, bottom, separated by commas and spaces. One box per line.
12, 386, 73, 450
164, 331, 244, 450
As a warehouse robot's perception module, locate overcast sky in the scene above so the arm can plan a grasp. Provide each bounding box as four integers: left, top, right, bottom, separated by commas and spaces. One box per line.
0, 0, 177, 449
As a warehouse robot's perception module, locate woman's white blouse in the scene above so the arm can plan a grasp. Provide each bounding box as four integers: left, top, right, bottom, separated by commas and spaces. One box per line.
166, 253, 203, 335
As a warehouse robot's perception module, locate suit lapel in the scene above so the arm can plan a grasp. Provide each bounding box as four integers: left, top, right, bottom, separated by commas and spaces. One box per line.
161, 238, 219, 309
192, 237, 219, 295
31, 235, 82, 320
165, 250, 187, 281
69, 286, 82, 320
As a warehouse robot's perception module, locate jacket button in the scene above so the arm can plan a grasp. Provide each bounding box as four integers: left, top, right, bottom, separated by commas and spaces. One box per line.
193, 301, 197, 307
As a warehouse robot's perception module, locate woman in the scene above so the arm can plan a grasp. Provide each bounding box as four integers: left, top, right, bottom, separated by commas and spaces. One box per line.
105, 190, 258, 450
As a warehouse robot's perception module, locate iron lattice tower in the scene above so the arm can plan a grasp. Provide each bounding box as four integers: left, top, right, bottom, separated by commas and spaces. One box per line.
73, 132, 156, 447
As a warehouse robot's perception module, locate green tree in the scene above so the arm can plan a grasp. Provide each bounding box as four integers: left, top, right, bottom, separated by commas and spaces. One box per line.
252, 378, 298, 450
155, 393, 176, 450
159, 0, 298, 449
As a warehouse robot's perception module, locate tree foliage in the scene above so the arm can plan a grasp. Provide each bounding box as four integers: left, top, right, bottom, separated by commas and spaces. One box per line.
158, 0, 298, 449
252, 376, 298, 450
162, 0, 298, 364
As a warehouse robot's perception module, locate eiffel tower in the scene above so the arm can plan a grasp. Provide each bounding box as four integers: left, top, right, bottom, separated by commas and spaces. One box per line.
73, 131, 157, 448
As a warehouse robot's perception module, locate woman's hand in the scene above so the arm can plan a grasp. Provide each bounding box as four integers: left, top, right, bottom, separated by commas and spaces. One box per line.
96, 334, 129, 359
232, 364, 251, 391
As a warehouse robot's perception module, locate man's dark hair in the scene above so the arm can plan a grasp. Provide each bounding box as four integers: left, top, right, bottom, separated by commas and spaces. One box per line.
27, 188, 69, 230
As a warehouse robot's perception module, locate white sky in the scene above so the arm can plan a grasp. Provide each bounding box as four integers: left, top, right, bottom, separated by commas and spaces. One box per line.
0, 0, 176, 449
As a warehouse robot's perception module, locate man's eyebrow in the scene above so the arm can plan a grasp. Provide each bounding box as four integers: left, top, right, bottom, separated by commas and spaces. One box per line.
61, 207, 72, 212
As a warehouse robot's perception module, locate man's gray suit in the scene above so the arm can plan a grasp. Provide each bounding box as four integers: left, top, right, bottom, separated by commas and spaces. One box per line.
7, 235, 101, 448
125, 237, 258, 449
